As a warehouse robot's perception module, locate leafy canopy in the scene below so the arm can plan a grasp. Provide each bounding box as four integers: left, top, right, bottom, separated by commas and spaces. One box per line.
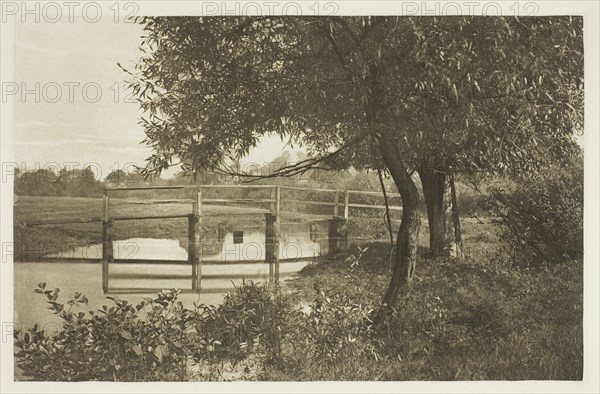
123, 16, 583, 177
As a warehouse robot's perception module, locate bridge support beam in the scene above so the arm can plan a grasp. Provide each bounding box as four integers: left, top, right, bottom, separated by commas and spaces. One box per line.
190, 188, 202, 292
101, 219, 113, 293
101, 190, 113, 294
328, 216, 348, 258
265, 213, 280, 283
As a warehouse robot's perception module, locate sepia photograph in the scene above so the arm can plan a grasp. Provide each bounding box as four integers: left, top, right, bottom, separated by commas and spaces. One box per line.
0, 1, 598, 392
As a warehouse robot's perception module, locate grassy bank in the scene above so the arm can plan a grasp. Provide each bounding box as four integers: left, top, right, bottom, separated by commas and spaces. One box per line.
272, 243, 582, 380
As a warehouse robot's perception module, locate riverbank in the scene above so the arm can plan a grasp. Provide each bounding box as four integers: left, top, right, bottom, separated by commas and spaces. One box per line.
267, 241, 583, 380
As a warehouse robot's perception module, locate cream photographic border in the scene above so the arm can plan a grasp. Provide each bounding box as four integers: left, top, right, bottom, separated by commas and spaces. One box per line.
1, 1, 598, 393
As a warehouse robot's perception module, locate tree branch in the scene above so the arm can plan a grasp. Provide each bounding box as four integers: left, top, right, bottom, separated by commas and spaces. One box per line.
211, 130, 371, 182
319, 21, 347, 66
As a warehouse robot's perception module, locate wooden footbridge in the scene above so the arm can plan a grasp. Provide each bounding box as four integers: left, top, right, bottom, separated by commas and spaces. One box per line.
25, 184, 401, 294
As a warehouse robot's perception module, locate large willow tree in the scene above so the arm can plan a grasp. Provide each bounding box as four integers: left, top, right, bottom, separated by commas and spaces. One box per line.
123, 16, 583, 306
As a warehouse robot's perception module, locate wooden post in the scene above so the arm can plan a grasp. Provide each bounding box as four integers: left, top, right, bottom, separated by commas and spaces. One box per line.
340, 218, 348, 250
274, 215, 280, 283
275, 185, 281, 216
333, 191, 339, 216
190, 188, 202, 291
266, 214, 273, 281
103, 220, 114, 262
265, 213, 280, 283
101, 190, 113, 293
217, 223, 225, 242
310, 221, 319, 242
197, 188, 202, 290
102, 191, 109, 222
328, 218, 338, 257
328, 216, 348, 258
343, 190, 350, 220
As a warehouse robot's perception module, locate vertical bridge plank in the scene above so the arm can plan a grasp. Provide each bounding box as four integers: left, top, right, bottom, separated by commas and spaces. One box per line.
328, 216, 348, 258
333, 191, 339, 216
343, 191, 350, 220
265, 213, 280, 283
276, 185, 281, 216
274, 186, 280, 280
190, 188, 202, 292
267, 185, 281, 283
101, 191, 113, 293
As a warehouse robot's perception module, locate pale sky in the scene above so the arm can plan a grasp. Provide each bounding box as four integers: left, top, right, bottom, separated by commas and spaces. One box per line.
13, 17, 295, 180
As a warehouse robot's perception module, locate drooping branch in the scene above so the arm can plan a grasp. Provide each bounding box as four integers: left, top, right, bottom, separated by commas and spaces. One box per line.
213, 158, 333, 181
211, 130, 372, 182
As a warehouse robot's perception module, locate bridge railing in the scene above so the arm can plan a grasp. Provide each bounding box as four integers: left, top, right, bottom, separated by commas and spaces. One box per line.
24, 184, 402, 294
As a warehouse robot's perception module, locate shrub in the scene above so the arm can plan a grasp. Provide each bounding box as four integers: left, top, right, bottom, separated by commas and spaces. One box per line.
197, 281, 289, 364
454, 179, 487, 216
271, 289, 382, 381
15, 285, 196, 381
485, 157, 583, 267
301, 291, 376, 361
14, 281, 287, 381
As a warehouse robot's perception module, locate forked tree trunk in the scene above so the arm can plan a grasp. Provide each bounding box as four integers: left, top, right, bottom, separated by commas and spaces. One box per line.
377, 135, 421, 307
419, 170, 463, 258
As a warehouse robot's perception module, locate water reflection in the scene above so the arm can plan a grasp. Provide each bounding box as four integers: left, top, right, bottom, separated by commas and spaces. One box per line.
48, 221, 328, 262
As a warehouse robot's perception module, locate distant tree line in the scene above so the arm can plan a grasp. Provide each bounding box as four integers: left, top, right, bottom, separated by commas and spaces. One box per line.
14, 167, 104, 197
13, 160, 395, 198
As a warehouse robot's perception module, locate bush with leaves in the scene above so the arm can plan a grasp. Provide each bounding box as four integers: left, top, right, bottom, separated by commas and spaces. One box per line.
15, 285, 200, 381
15, 281, 288, 381
485, 157, 583, 267
280, 289, 380, 375
196, 281, 288, 365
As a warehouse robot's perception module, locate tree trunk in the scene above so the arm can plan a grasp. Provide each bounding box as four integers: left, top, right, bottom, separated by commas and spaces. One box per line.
419, 170, 463, 258
377, 135, 421, 307
449, 174, 464, 257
